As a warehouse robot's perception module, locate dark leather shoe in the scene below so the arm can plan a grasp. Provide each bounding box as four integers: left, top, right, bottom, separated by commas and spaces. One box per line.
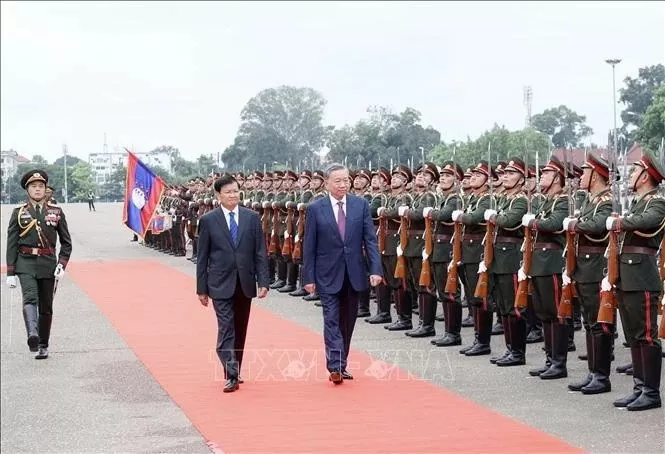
329, 371, 343, 384
27, 335, 39, 353
238, 377, 244, 384
365, 313, 392, 324
341, 370, 353, 380
289, 288, 308, 297
356, 310, 371, 318
35, 347, 48, 360
223, 378, 239, 393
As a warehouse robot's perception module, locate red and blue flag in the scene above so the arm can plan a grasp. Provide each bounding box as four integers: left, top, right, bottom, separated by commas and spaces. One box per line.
122, 151, 166, 238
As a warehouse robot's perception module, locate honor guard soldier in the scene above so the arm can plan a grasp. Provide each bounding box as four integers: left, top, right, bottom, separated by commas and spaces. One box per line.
525, 165, 546, 344
353, 169, 374, 317
606, 149, 665, 411
287, 170, 316, 298
522, 156, 570, 379
562, 151, 613, 394
45, 185, 58, 204
5, 170, 73, 359
303, 170, 328, 303
274, 170, 299, 294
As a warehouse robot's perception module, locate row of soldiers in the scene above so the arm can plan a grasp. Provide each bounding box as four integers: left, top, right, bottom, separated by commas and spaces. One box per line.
136, 151, 664, 412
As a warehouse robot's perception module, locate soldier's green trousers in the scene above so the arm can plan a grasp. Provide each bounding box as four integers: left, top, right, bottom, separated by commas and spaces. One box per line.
617, 289, 662, 348
575, 282, 607, 335
18, 273, 55, 348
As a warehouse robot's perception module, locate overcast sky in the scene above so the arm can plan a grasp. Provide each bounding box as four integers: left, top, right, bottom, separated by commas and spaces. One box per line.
2, 1, 664, 163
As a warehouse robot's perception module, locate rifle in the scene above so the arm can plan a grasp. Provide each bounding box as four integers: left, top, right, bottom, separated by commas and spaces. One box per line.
419, 213, 433, 287
281, 205, 295, 259
394, 214, 408, 288
475, 143, 494, 299
515, 148, 538, 310
445, 146, 462, 295
292, 205, 305, 263
558, 147, 575, 320
597, 139, 623, 325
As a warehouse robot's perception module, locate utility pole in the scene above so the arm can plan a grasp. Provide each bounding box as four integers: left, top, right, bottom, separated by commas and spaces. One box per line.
63, 144, 69, 203
523, 86, 533, 128
605, 59, 621, 155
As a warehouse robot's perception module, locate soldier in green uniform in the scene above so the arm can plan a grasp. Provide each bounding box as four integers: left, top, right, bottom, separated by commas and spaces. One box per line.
522, 156, 570, 379
606, 150, 664, 411
45, 185, 58, 205
366, 168, 392, 324
303, 170, 328, 303
5, 170, 73, 359
454, 161, 494, 356
351, 169, 374, 317
377, 165, 414, 331
483, 157, 528, 366
400, 163, 439, 337
525, 165, 546, 344
287, 170, 316, 298
275, 170, 299, 293
428, 161, 464, 346
562, 151, 613, 394
460, 167, 475, 328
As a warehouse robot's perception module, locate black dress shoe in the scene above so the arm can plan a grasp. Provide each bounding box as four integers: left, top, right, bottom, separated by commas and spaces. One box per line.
238, 377, 244, 384
35, 347, 48, 360
27, 335, 39, 353
341, 370, 354, 380
223, 378, 239, 393
329, 371, 343, 384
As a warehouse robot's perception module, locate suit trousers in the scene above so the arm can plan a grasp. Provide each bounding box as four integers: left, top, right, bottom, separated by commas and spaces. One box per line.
616, 289, 662, 349
212, 278, 252, 379
18, 273, 55, 348
319, 270, 359, 372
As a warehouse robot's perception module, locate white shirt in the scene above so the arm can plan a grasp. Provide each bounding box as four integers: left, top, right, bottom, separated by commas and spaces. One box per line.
220, 205, 240, 230
329, 194, 347, 223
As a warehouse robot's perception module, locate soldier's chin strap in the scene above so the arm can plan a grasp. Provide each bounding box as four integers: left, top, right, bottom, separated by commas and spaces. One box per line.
631, 167, 645, 193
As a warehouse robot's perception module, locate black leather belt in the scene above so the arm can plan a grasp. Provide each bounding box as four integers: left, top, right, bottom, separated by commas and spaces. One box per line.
534, 242, 561, 250
578, 246, 606, 254
19, 246, 54, 256
496, 237, 522, 244
622, 246, 658, 256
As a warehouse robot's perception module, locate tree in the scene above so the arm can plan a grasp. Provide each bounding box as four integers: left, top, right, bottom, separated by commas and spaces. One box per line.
222, 86, 329, 170
637, 85, 665, 154
68, 161, 96, 201
531, 105, 593, 148
619, 64, 665, 140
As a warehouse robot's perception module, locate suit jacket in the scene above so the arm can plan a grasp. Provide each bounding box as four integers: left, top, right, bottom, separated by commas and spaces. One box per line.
302, 194, 382, 294
196, 206, 270, 300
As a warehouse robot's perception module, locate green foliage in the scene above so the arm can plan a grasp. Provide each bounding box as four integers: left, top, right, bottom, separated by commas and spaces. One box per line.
531, 105, 593, 148
637, 85, 665, 154
619, 64, 665, 141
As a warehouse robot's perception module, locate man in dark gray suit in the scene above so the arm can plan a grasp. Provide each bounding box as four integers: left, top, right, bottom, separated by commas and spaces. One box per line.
196, 174, 270, 393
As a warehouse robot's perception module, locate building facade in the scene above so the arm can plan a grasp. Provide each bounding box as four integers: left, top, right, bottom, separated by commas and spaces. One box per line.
88, 149, 173, 185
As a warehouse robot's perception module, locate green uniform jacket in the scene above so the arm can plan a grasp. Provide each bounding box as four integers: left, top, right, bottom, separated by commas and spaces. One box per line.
492, 193, 527, 275
430, 192, 460, 263
405, 191, 437, 258
571, 189, 612, 284
6, 203, 73, 279
383, 192, 413, 257
530, 193, 568, 277
460, 193, 492, 264
616, 190, 665, 292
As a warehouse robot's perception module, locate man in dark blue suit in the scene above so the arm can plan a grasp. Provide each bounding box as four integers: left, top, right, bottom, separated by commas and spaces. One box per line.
196, 174, 270, 393
302, 163, 383, 384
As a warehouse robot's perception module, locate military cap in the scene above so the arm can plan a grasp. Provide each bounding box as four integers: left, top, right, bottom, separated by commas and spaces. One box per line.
416, 162, 440, 181
312, 170, 325, 180
21, 169, 48, 189
392, 164, 413, 183
46, 185, 55, 192
355, 169, 372, 182
471, 160, 497, 179
300, 170, 312, 180
542, 156, 566, 177
635, 149, 665, 183
440, 161, 465, 180
463, 167, 473, 178
284, 170, 298, 180
504, 157, 527, 176
495, 161, 508, 175
235, 172, 245, 179
374, 166, 391, 183
272, 170, 284, 179
253, 171, 264, 180
348, 169, 357, 180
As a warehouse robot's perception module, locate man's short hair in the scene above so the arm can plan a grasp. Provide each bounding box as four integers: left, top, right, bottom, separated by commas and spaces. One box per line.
324, 163, 348, 179
213, 174, 238, 192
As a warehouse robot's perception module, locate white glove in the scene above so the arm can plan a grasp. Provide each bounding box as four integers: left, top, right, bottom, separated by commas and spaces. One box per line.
377, 207, 386, 217
601, 277, 612, 292
398, 206, 409, 217
271, 202, 278, 209
605, 217, 616, 231
452, 210, 463, 222
562, 217, 574, 231
484, 209, 497, 222
396, 245, 403, 257
478, 261, 488, 274
561, 271, 572, 286
54, 264, 65, 280
262, 201, 269, 209
294, 234, 300, 243
518, 267, 528, 282
447, 261, 454, 273
297, 203, 305, 211
422, 249, 429, 261
6, 276, 17, 288
284, 230, 290, 239
522, 214, 536, 227
422, 207, 434, 218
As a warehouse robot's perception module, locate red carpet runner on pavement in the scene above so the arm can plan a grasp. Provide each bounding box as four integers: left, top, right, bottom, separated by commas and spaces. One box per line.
70, 260, 580, 454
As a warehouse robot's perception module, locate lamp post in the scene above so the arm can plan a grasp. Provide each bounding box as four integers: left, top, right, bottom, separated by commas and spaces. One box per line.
63, 144, 69, 203
605, 59, 621, 156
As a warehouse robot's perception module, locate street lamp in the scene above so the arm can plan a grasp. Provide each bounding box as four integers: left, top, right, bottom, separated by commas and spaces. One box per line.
62, 144, 69, 203
605, 58, 621, 157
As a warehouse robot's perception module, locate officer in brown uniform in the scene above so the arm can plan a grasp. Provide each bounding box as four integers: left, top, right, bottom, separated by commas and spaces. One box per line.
5, 170, 73, 359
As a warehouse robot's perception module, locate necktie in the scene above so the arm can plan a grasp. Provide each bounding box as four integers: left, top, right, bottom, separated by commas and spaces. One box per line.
337, 201, 345, 240
35, 205, 41, 218
229, 211, 239, 246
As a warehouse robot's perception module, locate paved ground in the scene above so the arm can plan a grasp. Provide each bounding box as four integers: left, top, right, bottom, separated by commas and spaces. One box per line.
1, 202, 664, 453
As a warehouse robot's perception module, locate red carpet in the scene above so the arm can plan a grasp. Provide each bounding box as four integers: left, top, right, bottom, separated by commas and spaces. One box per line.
70, 260, 581, 454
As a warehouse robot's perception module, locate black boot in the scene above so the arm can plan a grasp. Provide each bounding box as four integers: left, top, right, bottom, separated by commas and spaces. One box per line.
433, 301, 462, 346
581, 331, 612, 394
461, 307, 474, 327
405, 294, 425, 336
357, 289, 371, 318
465, 308, 492, 356
407, 293, 437, 338
459, 306, 480, 354
530, 320, 552, 376
540, 321, 569, 379
567, 318, 576, 352
490, 316, 511, 364
385, 289, 412, 331
366, 284, 392, 324
497, 315, 527, 366
569, 329, 593, 391
491, 311, 504, 335
627, 345, 662, 411
35, 314, 52, 360
278, 262, 298, 293
614, 346, 643, 407
23, 305, 40, 352
289, 265, 308, 297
